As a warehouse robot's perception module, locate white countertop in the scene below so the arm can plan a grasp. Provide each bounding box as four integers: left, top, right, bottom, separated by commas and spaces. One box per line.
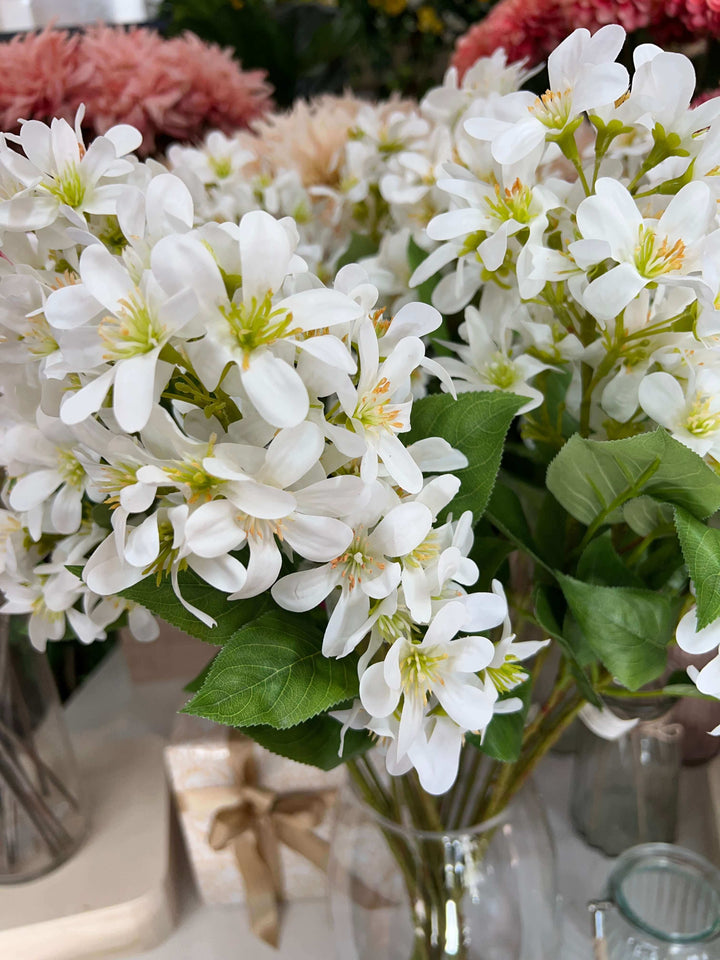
64, 650, 719, 960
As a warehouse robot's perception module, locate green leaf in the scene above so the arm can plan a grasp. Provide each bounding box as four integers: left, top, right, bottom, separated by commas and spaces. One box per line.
485, 483, 550, 572
547, 429, 720, 528
336, 232, 378, 270
556, 574, 681, 690
576, 532, 644, 588
241, 715, 372, 770
184, 659, 215, 694
183, 610, 359, 729
675, 507, 720, 630
469, 537, 513, 591
406, 391, 525, 523
468, 680, 531, 762
117, 569, 269, 645
534, 585, 600, 705
533, 490, 576, 569
623, 497, 674, 537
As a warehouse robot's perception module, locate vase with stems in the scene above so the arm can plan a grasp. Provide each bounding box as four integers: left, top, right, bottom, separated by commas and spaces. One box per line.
0, 615, 86, 883
330, 753, 559, 960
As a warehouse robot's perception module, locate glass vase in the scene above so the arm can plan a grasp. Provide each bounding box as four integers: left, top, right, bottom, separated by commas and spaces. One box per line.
570, 718, 683, 857
328, 761, 559, 960
0, 615, 87, 883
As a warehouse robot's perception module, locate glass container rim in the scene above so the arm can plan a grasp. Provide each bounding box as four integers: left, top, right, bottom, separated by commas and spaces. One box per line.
345, 768, 523, 841
609, 842, 720, 945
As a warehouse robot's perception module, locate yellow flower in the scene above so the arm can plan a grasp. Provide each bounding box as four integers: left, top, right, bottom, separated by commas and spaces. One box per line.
417, 5, 443, 33
369, 0, 408, 16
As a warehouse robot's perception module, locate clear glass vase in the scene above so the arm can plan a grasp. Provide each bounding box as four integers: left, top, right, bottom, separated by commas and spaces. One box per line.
570, 718, 683, 857
0, 616, 87, 883
328, 764, 559, 960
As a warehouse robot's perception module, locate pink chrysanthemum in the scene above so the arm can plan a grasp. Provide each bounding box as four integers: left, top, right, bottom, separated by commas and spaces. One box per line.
566, 0, 665, 31
452, 0, 569, 75
0, 26, 273, 155
0, 27, 90, 132
664, 0, 720, 37
76, 27, 273, 154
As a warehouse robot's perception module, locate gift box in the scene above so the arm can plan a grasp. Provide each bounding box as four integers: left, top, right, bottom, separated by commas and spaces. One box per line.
165, 713, 345, 937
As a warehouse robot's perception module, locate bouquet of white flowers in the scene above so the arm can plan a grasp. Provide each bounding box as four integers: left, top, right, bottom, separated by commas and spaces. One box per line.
3, 23, 720, 958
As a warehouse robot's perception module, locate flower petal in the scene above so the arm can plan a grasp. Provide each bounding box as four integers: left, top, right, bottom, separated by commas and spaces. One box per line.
241, 351, 309, 428
283, 514, 353, 563
271, 564, 338, 611
9, 469, 62, 511
113, 349, 161, 433
263, 422, 324, 488
435, 678, 494, 732
676, 607, 720, 655
360, 661, 400, 718
369, 502, 433, 557
230, 535, 282, 598
185, 501, 246, 558
50, 483, 82, 534
188, 554, 247, 593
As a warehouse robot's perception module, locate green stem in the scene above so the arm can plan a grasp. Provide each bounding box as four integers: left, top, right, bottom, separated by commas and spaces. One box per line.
575, 456, 662, 554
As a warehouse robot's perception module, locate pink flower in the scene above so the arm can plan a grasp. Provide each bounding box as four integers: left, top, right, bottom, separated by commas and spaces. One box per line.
664, 0, 720, 38
452, 0, 569, 74
75, 27, 273, 154
0, 26, 273, 155
0, 27, 90, 132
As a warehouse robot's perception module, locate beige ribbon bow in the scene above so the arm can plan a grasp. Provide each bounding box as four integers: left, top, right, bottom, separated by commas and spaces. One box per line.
179, 735, 338, 948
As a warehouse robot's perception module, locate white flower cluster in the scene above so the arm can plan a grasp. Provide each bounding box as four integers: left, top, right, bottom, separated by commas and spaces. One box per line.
409, 27, 720, 707
170, 29, 720, 709
415, 28, 720, 447
0, 109, 542, 793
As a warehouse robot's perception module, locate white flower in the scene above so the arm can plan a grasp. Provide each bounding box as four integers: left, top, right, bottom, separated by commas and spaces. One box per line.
272, 498, 434, 656
152, 211, 361, 428
45, 244, 200, 433
439, 300, 552, 413
624, 46, 720, 158
183, 422, 361, 600
423, 175, 563, 298
4, 417, 100, 537
336, 321, 426, 492
484, 580, 550, 695
421, 51, 529, 129
464, 26, 629, 165
359, 600, 500, 760
570, 179, 713, 323
638, 369, 720, 458
0, 113, 141, 231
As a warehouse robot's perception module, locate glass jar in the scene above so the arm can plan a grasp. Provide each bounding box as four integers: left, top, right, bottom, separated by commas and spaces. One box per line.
0, 616, 87, 882
571, 718, 683, 856
589, 844, 720, 959
328, 773, 559, 960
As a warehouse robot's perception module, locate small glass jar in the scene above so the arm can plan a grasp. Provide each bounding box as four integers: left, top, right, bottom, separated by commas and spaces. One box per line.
571, 718, 683, 856
589, 844, 720, 959
0, 617, 87, 883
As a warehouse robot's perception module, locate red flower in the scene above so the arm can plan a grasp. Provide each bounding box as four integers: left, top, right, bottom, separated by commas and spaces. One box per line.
452, 0, 570, 75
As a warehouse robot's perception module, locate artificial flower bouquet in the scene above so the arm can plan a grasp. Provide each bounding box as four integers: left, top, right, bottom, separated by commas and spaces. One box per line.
2, 21, 720, 957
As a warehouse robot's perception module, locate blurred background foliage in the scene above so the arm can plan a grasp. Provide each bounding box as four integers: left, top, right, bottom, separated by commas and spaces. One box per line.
158, 0, 496, 104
